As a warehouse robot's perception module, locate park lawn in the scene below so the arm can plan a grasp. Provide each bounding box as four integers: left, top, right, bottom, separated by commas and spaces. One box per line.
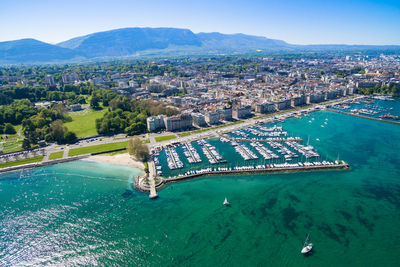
155, 134, 176, 142
0, 156, 44, 168
49, 151, 64, 160
142, 139, 150, 144
68, 141, 128, 156
65, 109, 106, 138
178, 132, 191, 137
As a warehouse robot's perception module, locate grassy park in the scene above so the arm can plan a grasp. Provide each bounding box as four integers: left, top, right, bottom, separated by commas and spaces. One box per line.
68, 141, 128, 156
49, 151, 64, 160
155, 134, 176, 142
65, 109, 106, 138
0, 156, 44, 168
178, 132, 191, 137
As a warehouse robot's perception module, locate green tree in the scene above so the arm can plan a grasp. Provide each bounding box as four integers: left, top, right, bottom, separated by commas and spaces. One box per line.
127, 137, 149, 162
64, 131, 77, 143
4, 123, 16, 134
90, 96, 100, 110
49, 120, 67, 143
22, 138, 31, 150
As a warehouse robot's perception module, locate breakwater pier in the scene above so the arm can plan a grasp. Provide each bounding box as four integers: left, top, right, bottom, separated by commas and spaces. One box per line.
165, 161, 348, 183
327, 109, 400, 125
136, 160, 350, 196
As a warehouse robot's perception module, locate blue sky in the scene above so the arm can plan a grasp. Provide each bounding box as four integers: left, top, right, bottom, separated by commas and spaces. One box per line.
1, 0, 399, 45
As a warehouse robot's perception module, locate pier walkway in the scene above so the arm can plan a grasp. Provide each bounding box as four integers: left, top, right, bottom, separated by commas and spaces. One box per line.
138, 160, 350, 198
148, 160, 158, 199
163, 161, 349, 185
166, 146, 178, 169
327, 109, 400, 125
201, 142, 226, 164
183, 142, 196, 162
227, 137, 303, 143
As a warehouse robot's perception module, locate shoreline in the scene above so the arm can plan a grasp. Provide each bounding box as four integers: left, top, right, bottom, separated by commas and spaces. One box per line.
82, 153, 145, 171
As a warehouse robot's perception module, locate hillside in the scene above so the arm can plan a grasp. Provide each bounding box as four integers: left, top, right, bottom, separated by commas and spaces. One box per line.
0, 38, 82, 64
1, 27, 400, 64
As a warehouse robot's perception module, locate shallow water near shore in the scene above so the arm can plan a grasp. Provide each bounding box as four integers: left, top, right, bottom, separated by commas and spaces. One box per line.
1, 110, 400, 266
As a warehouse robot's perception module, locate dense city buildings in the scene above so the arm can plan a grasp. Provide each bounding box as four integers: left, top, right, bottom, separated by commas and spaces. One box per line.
147, 115, 166, 132
164, 114, 193, 131
1, 54, 400, 134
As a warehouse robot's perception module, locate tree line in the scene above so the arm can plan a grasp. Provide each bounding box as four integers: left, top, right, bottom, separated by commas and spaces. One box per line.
358, 83, 400, 96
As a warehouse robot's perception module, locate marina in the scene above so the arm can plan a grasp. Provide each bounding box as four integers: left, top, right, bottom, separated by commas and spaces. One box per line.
153, 121, 348, 181
198, 139, 226, 164
330, 96, 400, 124
165, 146, 183, 170
231, 141, 259, 160
182, 142, 202, 163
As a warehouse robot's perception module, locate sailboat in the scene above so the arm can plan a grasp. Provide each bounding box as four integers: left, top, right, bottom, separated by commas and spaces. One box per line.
223, 197, 230, 206
301, 234, 313, 254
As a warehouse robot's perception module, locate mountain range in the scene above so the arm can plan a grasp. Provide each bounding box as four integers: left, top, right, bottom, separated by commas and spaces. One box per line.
0, 27, 399, 64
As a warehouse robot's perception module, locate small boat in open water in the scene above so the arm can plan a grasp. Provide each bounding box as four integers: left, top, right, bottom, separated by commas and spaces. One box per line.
223, 197, 230, 206
301, 234, 313, 254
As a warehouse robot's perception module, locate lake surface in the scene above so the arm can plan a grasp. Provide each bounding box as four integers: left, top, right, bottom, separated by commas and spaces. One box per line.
1, 110, 400, 266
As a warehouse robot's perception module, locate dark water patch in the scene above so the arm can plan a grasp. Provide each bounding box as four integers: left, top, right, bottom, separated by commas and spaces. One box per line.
317, 223, 342, 244
354, 204, 375, 232
221, 229, 232, 243
121, 190, 134, 198
339, 210, 352, 221
265, 197, 278, 209
334, 223, 347, 235
348, 228, 358, 237
188, 232, 198, 242
281, 206, 301, 233
356, 181, 400, 209
273, 228, 288, 239
288, 194, 300, 203
304, 214, 314, 228
174, 251, 196, 265
356, 214, 374, 232
356, 205, 363, 214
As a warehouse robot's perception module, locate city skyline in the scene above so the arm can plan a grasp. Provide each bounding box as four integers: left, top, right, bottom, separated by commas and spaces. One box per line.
1, 0, 400, 45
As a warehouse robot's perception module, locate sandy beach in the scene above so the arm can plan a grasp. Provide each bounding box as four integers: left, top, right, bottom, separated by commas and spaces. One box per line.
82, 153, 145, 170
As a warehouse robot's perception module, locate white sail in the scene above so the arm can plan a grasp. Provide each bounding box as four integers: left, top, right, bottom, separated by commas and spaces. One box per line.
223, 197, 229, 205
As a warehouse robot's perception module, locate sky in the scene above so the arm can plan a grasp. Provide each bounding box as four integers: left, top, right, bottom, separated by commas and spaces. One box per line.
1, 0, 399, 45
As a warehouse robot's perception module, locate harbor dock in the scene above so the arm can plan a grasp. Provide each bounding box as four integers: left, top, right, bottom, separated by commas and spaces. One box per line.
327, 108, 400, 125
160, 160, 349, 187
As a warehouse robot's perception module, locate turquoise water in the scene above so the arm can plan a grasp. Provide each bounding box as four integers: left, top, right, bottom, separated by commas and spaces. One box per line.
1, 110, 400, 266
